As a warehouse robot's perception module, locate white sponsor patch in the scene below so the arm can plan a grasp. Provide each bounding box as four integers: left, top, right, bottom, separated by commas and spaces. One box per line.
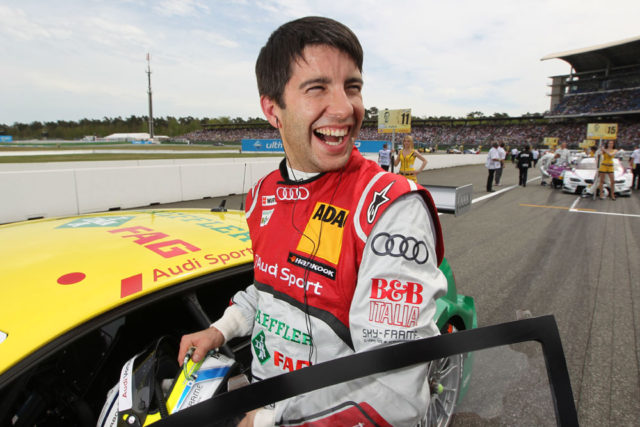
261, 209, 274, 227
0, 331, 6, 344
262, 195, 277, 206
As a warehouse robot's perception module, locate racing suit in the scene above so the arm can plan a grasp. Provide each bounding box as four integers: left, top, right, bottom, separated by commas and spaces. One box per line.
539, 152, 554, 185
213, 148, 447, 426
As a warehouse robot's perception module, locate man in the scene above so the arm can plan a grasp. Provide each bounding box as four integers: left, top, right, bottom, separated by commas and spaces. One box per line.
630, 143, 640, 191
517, 145, 532, 186
555, 142, 571, 165
531, 147, 539, 167
494, 142, 506, 186
378, 142, 391, 171
510, 146, 519, 164
539, 147, 555, 186
486, 142, 501, 192
178, 17, 446, 426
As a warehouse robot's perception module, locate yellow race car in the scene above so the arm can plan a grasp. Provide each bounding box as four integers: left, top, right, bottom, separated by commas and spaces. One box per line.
0, 208, 479, 426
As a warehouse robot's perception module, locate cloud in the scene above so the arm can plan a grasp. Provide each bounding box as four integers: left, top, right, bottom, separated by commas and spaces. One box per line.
153, 0, 210, 17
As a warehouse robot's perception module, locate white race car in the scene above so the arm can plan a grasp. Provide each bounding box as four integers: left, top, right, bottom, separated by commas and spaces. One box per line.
562, 157, 633, 196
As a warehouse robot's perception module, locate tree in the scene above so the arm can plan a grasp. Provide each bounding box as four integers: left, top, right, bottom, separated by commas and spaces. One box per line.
466, 111, 485, 119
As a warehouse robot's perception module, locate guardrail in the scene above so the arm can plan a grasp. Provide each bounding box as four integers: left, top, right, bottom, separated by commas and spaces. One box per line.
0, 154, 484, 224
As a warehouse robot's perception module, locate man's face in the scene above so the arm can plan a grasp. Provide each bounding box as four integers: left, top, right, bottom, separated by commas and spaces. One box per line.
268, 45, 364, 173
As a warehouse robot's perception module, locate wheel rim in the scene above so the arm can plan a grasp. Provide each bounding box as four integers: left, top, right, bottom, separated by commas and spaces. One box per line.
421, 328, 463, 427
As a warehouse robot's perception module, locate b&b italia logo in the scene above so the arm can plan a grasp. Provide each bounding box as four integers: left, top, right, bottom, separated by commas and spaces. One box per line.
368, 278, 423, 328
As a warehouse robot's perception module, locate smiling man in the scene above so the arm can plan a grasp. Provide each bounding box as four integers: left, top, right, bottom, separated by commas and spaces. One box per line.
179, 17, 447, 426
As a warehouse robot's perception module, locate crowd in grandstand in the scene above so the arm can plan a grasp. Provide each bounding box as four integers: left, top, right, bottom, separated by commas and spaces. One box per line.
550, 88, 640, 116
180, 121, 640, 149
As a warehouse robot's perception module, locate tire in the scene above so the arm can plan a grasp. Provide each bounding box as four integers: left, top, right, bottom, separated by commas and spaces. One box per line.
420, 325, 463, 427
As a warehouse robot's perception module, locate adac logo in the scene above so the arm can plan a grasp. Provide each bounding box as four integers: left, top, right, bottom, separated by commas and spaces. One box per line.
251, 330, 270, 365
296, 202, 349, 265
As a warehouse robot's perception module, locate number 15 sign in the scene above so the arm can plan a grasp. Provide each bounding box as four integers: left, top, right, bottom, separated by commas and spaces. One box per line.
378, 108, 411, 134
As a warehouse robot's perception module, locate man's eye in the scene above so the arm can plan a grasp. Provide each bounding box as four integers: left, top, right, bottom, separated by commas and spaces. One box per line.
307, 85, 324, 92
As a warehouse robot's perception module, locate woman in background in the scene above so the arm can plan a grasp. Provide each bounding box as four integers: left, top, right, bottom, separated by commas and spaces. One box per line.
394, 135, 427, 182
597, 140, 618, 200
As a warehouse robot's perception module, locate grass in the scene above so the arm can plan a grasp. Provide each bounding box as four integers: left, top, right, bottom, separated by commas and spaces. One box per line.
0, 152, 283, 163
0, 142, 282, 163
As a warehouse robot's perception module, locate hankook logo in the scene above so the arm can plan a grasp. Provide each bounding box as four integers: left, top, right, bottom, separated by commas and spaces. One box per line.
371, 232, 429, 264
276, 187, 309, 201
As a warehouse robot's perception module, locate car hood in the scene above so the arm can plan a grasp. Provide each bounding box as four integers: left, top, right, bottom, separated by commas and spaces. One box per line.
569, 168, 597, 180
0, 209, 253, 376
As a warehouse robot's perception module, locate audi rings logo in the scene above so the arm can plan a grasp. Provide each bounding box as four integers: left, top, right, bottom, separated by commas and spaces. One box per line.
371, 233, 429, 264
277, 187, 309, 201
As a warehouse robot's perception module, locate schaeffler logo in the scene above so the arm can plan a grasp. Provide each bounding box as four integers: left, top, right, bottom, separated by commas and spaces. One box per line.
276, 186, 309, 201
252, 330, 271, 365
369, 278, 423, 327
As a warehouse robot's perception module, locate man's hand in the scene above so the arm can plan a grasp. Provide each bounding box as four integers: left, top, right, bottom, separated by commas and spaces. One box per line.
237, 409, 260, 427
177, 327, 225, 365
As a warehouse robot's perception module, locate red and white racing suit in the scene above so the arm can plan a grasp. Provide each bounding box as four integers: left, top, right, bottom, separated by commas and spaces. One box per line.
213, 148, 447, 426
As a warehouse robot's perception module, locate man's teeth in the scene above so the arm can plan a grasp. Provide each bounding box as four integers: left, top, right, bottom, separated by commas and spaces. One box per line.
316, 128, 348, 137
315, 128, 348, 145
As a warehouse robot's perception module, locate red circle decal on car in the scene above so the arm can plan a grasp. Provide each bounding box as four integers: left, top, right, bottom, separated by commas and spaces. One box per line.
57, 272, 86, 285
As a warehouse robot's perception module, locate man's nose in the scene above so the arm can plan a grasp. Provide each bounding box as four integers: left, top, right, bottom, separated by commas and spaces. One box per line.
326, 87, 354, 120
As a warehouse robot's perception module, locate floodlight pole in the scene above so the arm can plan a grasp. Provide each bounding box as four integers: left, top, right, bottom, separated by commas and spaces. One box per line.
146, 53, 154, 140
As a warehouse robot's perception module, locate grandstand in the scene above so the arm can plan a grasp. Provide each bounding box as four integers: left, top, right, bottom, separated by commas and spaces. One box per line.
180, 36, 640, 149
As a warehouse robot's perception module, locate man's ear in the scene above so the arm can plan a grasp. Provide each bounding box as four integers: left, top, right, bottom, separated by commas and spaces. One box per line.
260, 95, 281, 129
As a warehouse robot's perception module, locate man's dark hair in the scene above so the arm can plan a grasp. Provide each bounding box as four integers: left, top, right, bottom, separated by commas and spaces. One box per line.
255, 16, 363, 108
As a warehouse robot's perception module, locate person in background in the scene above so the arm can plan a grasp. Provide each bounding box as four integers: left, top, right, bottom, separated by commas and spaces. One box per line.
516, 145, 532, 187
554, 142, 571, 165
597, 140, 618, 200
394, 134, 427, 182
377, 143, 391, 171
531, 146, 539, 167
510, 146, 519, 164
630, 143, 640, 191
177, 16, 446, 427
486, 142, 501, 192
494, 142, 506, 186
539, 147, 555, 186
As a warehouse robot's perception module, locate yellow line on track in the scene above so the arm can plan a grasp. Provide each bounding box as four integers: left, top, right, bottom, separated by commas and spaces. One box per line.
519, 203, 596, 212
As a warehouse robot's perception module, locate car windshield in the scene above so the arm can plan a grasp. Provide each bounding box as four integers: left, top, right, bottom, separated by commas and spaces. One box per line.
576, 160, 597, 170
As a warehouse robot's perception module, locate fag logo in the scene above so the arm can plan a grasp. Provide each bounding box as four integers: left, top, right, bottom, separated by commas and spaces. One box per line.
252, 330, 271, 365
296, 202, 348, 265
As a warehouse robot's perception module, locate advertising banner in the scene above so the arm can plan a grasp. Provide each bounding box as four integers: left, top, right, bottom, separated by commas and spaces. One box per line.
242, 139, 387, 154
242, 139, 284, 152
0, 135, 13, 142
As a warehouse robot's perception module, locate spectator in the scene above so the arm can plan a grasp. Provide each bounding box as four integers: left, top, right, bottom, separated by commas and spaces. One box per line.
377, 143, 391, 171
516, 145, 533, 187
631, 143, 640, 190
486, 142, 501, 192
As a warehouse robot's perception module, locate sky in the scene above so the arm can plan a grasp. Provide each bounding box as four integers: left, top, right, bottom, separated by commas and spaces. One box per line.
1, 0, 639, 125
